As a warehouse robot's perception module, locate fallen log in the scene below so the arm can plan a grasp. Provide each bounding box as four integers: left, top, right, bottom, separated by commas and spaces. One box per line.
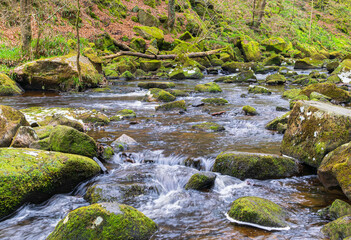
101, 49, 224, 60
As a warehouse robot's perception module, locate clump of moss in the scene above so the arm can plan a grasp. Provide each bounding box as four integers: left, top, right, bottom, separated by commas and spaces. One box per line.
155, 100, 186, 111
148, 88, 176, 102
138, 82, 175, 89
185, 173, 216, 191
201, 98, 228, 105
0, 73, 23, 96
248, 85, 272, 95
242, 105, 257, 115
195, 82, 222, 93
192, 122, 225, 132
110, 109, 136, 121
265, 73, 287, 85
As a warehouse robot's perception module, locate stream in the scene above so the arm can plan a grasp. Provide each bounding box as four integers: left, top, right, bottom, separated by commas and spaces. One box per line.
0, 68, 347, 239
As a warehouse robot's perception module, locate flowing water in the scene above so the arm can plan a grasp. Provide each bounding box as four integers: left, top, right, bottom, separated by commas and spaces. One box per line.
0, 69, 347, 240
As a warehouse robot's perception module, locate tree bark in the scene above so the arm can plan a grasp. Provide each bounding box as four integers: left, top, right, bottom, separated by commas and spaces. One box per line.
257, 0, 267, 26
76, 0, 82, 88
102, 49, 224, 60
20, 0, 32, 55
168, 0, 175, 29
309, 0, 314, 40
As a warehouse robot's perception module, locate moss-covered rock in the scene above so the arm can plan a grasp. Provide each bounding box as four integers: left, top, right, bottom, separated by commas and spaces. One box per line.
155, 100, 186, 111
110, 109, 136, 121
102, 146, 114, 161
333, 59, 351, 84
169, 89, 189, 97
241, 39, 261, 62
48, 113, 84, 131
0, 148, 100, 219
10, 126, 39, 148
248, 85, 272, 95
195, 82, 222, 93
179, 31, 194, 41
300, 83, 351, 104
325, 75, 342, 84
318, 142, 351, 200
111, 134, 137, 151
133, 26, 164, 42
279, 67, 297, 77
130, 38, 146, 53
310, 91, 331, 102
137, 9, 159, 27
120, 71, 135, 80
185, 172, 216, 191
147, 88, 176, 102
261, 37, 290, 53
213, 151, 299, 180
321, 215, 351, 240
47, 202, 157, 240
201, 98, 228, 105
294, 58, 323, 69
227, 196, 288, 228
321, 199, 351, 220
262, 54, 283, 66
192, 122, 225, 132
14, 53, 103, 91
222, 62, 257, 73
242, 105, 257, 115
138, 81, 175, 89
215, 70, 256, 83
49, 125, 97, 158
0, 105, 29, 147
140, 60, 162, 72
169, 66, 204, 80
265, 73, 286, 85
0, 73, 23, 96
327, 61, 340, 73
282, 89, 302, 100
281, 101, 351, 168
265, 111, 291, 131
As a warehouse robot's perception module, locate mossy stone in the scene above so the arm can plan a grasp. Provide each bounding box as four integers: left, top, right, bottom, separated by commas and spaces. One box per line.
185, 173, 216, 191
140, 60, 162, 72
294, 58, 323, 69
0, 73, 23, 96
325, 75, 342, 84
10, 126, 39, 148
228, 196, 288, 228
213, 151, 299, 180
242, 105, 257, 116
148, 88, 176, 102
129, 38, 146, 53
137, 9, 159, 27
179, 31, 194, 41
120, 71, 135, 80
265, 111, 291, 130
248, 85, 272, 95
192, 122, 225, 132
133, 26, 164, 42
261, 37, 289, 53
169, 89, 189, 97
265, 73, 286, 85
195, 82, 222, 93
155, 100, 186, 111
110, 109, 136, 121
281, 101, 351, 168
241, 39, 261, 62
201, 98, 228, 105
47, 202, 157, 240
0, 148, 100, 219
262, 54, 282, 66
222, 62, 257, 73
301, 83, 351, 104
323, 199, 351, 220
282, 89, 302, 100
321, 215, 351, 240
138, 81, 175, 89
49, 125, 97, 158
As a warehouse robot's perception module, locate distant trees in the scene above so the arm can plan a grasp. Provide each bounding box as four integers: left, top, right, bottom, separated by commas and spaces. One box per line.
20, 0, 32, 55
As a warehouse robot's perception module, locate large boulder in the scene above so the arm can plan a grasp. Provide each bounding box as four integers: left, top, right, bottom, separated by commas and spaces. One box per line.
261, 37, 290, 53
0, 105, 29, 147
227, 196, 289, 228
265, 73, 286, 85
241, 39, 261, 62
49, 125, 97, 158
0, 148, 100, 219
222, 62, 257, 73
195, 82, 222, 93
14, 53, 103, 91
47, 202, 157, 240
300, 83, 351, 104
137, 9, 159, 27
133, 26, 164, 42
213, 151, 299, 180
281, 101, 351, 168
0, 73, 23, 96
294, 58, 323, 69
332, 59, 351, 84
10, 126, 39, 148
318, 142, 351, 200
320, 199, 351, 220
185, 172, 216, 191
321, 215, 351, 240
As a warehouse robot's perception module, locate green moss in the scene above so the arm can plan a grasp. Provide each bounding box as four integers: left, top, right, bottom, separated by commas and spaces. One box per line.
195, 82, 222, 93
120, 71, 135, 80
213, 151, 298, 180
221, 62, 257, 73
148, 88, 176, 102
129, 38, 146, 52
143, 0, 156, 8
265, 111, 291, 130
169, 89, 189, 97
261, 37, 290, 53
328, 199, 351, 220
228, 196, 288, 228
179, 31, 194, 41
248, 85, 272, 95
241, 38, 261, 62
301, 83, 351, 104
262, 54, 283, 66
49, 125, 97, 158
282, 89, 302, 100
321, 214, 351, 240
192, 122, 225, 132
185, 173, 216, 190
133, 26, 164, 41
265, 73, 287, 85
47, 203, 157, 240
0, 148, 100, 219
140, 60, 161, 72
201, 98, 228, 105
110, 109, 136, 121
155, 100, 186, 111
294, 58, 323, 69
0, 73, 23, 96
138, 82, 175, 89
102, 146, 114, 161
243, 105, 257, 115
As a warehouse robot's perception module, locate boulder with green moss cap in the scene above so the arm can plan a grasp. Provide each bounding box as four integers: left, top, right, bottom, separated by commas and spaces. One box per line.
241, 39, 261, 62
215, 70, 256, 83
10, 126, 39, 148
265, 111, 291, 130
0, 148, 100, 219
120, 71, 135, 80
213, 151, 299, 180
0, 73, 23, 96
14, 53, 103, 91
265, 73, 286, 85
195, 82, 222, 93
110, 109, 136, 121
261, 37, 290, 53
133, 26, 164, 43
46, 202, 157, 240
242, 105, 257, 115
192, 122, 225, 132
300, 83, 351, 104
281, 101, 351, 168
140, 60, 162, 72
294, 58, 323, 69
201, 98, 228, 105
0, 105, 29, 147
138, 81, 175, 89
263, 54, 283, 66
227, 196, 289, 228
222, 62, 257, 73
147, 88, 176, 102
185, 172, 216, 191
320, 199, 351, 220
155, 100, 186, 111
248, 85, 271, 95
321, 214, 351, 240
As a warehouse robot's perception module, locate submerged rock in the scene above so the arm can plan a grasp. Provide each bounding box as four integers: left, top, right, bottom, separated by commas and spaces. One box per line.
321, 214, 351, 240
155, 100, 187, 111
242, 105, 257, 116
185, 172, 216, 191
192, 122, 225, 132
0, 148, 100, 219
47, 202, 157, 240
281, 101, 351, 168
195, 82, 222, 93
201, 98, 228, 105
0, 105, 29, 147
0, 73, 23, 96
138, 81, 175, 89
228, 196, 288, 228
213, 151, 299, 180
14, 53, 103, 91
248, 85, 272, 95
146, 88, 176, 102
111, 134, 138, 151
110, 109, 136, 121
318, 142, 351, 200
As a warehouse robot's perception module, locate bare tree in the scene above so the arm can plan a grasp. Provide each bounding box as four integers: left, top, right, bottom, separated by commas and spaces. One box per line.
257, 0, 267, 27
168, 0, 175, 30
76, 0, 82, 89
309, 0, 314, 40
20, 0, 32, 55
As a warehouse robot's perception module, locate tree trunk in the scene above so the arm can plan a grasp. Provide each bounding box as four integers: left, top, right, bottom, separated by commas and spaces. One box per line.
309, 0, 314, 40
20, 0, 32, 55
168, 0, 175, 29
257, 0, 267, 26
76, 0, 82, 89
252, 0, 256, 27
